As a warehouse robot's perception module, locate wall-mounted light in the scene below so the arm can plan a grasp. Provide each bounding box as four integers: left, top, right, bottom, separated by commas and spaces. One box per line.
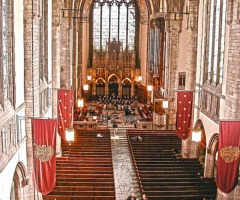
87, 75, 92, 81
83, 84, 89, 91
147, 85, 153, 91
77, 98, 84, 108
192, 130, 201, 142
65, 128, 74, 142
138, 76, 142, 82
162, 100, 169, 109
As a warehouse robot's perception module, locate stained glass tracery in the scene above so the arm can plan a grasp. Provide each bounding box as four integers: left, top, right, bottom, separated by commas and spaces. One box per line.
93, 0, 135, 51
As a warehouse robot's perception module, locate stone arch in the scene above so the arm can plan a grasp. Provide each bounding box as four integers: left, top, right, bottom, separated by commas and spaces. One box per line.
11, 162, 28, 200
95, 78, 106, 96
190, 119, 207, 163
207, 133, 219, 156
79, 0, 150, 87
122, 78, 132, 84
204, 133, 219, 178
122, 78, 132, 97
108, 74, 120, 97
108, 74, 120, 83
80, 0, 149, 22
193, 119, 207, 152
95, 77, 106, 84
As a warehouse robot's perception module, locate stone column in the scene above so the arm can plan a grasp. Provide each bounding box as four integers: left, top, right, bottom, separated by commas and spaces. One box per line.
165, 19, 181, 112
105, 81, 109, 96
119, 83, 122, 97
189, 142, 199, 158
52, 1, 61, 156
224, 1, 240, 120
60, 16, 71, 89
185, 0, 198, 90
204, 154, 215, 178
24, 0, 41, 198
92, 81, 96, 95
183, 0, 198, 158
131, 82, 134, 97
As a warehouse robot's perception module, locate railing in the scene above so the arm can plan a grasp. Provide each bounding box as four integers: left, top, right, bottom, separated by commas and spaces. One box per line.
0, 115, 26, 172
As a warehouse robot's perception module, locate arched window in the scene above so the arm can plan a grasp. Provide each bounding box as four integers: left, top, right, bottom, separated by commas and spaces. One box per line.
206, 0, 227, 84
92, 0, 136, 51
96, 79, 105, 96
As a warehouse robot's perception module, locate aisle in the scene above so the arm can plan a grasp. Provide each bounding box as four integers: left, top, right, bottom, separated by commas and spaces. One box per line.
111, 129, 141, 200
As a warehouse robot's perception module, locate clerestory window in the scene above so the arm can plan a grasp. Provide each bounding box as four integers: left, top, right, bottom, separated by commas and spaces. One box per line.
206, 0, 227, 84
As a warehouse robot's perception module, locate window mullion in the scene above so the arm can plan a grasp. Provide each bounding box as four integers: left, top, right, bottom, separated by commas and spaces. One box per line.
216, 0, 223, 84
118, 4, 120, 42
100, 5, 103, 50
109, 5, 111, 42
126, 5, 129, 50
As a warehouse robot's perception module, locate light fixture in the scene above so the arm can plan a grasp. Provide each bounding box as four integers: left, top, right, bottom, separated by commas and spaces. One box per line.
77, 98, 84, 108
65, 128, 74, 142
87, 75, 92, 81
162, 100, 169, 109
147, 85, 153, 91
138, 76, 142, 82
83, 84, 89, 91
192, 130, 201, 142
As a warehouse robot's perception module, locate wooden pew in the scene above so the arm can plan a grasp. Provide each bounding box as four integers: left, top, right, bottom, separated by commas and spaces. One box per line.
43, 129, 115, 200
126, 130, 217, 199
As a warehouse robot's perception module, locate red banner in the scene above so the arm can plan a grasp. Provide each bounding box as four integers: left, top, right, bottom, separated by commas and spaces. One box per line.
32, 119, 57, 194
58, 89, 74, 139
216, 121, 240, 193
176, 91, 193, 140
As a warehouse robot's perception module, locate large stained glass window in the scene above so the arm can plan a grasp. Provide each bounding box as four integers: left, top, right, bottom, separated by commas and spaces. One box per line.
93, 0, 135, 51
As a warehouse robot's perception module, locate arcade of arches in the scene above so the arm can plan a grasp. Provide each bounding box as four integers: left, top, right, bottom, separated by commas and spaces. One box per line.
0, 0, 240, 200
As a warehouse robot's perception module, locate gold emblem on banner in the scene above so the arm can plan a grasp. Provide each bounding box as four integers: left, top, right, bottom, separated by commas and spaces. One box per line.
34, 145, 54, 162
220, 146, 240, 163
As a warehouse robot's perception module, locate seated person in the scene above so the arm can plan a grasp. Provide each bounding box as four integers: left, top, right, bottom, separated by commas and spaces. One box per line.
131, 136, 142, 142
140, 194, 148, 200
127, 193, 136, 200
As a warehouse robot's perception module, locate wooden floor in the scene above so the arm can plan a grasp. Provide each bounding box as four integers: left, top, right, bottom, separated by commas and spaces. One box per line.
127, 130, 217, 200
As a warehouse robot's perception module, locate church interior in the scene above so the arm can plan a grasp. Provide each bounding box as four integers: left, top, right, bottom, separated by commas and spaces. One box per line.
0, 0, 240, 200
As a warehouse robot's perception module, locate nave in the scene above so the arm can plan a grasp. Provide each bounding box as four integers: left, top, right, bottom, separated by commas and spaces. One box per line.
43, 128, 217, 200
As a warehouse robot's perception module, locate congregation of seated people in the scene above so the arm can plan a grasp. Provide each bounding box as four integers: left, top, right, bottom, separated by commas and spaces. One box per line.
90, 95, 138, 111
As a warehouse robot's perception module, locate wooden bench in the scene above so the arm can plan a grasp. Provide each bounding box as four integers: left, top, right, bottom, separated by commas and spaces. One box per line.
43, 129, 115, 200
126, 130, 217, 199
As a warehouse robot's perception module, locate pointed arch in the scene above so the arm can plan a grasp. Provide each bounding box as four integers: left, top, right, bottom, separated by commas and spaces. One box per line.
11, 162, 28, 200
207, 133, 219, 156
80, 0, 149, 21
193, 119, 207, 151
108, 74, 120, 83
122, 78, 132, 84
204, 133, 219, 178
95, 77, 106, 84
